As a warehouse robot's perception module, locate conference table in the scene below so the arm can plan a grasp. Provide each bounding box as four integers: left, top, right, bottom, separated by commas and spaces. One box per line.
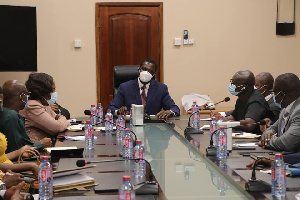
53, 115, 300, 200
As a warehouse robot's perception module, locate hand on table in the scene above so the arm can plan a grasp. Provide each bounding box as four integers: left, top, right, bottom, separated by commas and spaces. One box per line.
259, 131, 275, 148
156, 110, 172, 119
117, 106, 128, 115
2, 170, 24, 188
40, 137, 52, 148
246, 157, 274, 168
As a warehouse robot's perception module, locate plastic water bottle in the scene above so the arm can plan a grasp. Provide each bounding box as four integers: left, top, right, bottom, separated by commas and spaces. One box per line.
105, 109, 113, 134
90, 104, 96, 126
96, 103, 103, 124
133, 140, 146, 177
216, 126, 227, 159
130, 104, 135, 129
210, 117, 217, 146
271, 153, 286, 198
116, 115, 125, 141
85, 120, 94, 149
122, 128, 133, 159
119, 175, 135, 200
38, 156, 53, 200
191, 101, 200, 130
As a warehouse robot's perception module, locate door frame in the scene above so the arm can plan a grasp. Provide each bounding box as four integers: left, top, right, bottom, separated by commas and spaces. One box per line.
95, 2, 163, 104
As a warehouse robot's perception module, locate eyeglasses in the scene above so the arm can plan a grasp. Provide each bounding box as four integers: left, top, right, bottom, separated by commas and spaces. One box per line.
20, 92, 31, 99
271, 91, 285, 97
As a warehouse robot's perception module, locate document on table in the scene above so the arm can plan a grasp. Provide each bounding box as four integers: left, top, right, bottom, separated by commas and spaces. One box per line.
45, 146, 77, 153
233, 143, 258, 147
200, 125, 210, 130
67, 124, 84, 131
94, 126, 116, 131
65, 135, 97, 141
232, 132, 260, 139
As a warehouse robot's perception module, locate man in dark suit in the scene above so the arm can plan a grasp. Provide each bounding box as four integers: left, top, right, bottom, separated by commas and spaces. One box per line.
107, 59, 180, 118
255, 72, 280, 122
260, 73, 300, 152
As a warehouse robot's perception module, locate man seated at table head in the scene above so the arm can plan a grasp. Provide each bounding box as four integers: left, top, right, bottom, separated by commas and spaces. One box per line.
212, 70, 271, 133
0, 80, 52, 153
255, 72, 281, 122
107, 59, 180, 119
259, 73, 300, 152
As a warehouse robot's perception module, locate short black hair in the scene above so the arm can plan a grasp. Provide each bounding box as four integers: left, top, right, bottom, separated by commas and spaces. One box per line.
25, 72, 54, 100
140, 59, 157, 72
275, 73, 300, 94
257, 72, 274, 90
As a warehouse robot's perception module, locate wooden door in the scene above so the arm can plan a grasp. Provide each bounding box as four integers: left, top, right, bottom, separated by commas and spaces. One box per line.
96, 2, 163, 110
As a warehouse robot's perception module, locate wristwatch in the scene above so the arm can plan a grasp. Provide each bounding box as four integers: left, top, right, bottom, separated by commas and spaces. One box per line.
0, 180, 6, 190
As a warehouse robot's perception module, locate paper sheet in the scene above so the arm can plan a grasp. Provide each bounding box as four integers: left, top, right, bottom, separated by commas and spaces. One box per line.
65, 136, 97, 141
181, 94, 211, 111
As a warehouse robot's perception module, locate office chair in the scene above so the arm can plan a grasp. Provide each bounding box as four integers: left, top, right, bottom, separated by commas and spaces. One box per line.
113, 65, 140, 97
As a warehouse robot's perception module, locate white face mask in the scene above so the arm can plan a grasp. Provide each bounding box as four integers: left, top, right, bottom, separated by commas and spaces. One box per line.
139, 71, 153, 83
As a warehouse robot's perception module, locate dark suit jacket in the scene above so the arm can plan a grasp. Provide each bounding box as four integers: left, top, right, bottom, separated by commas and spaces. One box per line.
107, 79, 180, 115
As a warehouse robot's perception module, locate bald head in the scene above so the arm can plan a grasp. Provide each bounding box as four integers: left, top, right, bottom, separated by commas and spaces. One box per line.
232, 70, 255, 86
2, 80, 28, 111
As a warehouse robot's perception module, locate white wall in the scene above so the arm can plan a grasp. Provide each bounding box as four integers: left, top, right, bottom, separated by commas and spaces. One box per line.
1, 0, 299, 117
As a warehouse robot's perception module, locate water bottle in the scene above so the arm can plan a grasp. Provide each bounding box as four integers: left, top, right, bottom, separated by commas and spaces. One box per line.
105, 109, 113, 134
133, 140, 146, 177
90, 104, 96, 126
85, 120, 94, 149
96, 103, 103, 124
271, 153, 286, 198
38, 156, 53, 200
116, 115, 125, 141
210, 117, 217, 146
191, 101, 200, 130
119, 175, 135, 200
130, 104, 135, 129
122, 128, 133, 159
216, 126, 227, 159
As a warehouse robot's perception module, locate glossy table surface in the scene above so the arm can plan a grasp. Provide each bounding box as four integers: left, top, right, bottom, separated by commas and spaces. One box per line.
55, 117, 253, 199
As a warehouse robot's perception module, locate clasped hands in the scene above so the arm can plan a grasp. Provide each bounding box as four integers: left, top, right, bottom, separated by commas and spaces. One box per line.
117, 106, 172, 119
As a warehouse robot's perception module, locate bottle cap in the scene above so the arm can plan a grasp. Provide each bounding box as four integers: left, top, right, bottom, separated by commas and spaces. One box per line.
122, 175, 131, 181
193, 101, 197, 104
41, 156, 49, 161
125, 128, 130, 132
86, 120, 91, 124
98, 103, 101, 105
275, 154, 283, 159
219, 116, 224, 118
212, 117, 216, 120
220, 126, 225, 130
136, 140, 142, 145
91, 104, 95, 107
107, 109, 111, 113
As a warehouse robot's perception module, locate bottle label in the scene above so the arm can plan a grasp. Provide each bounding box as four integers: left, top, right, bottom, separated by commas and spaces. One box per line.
220, 135, 226, 145
91, 110, 95, 116
125, 139, 132, 148
210, 123, 214, 134
85, 128, 92, 137
119, 192, 132, 200
139, 151, 144, 159
272, 167, 275, 180
40, 169, 53, 183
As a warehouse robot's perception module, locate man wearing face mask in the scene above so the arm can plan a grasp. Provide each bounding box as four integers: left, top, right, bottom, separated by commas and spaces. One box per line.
107, 59, 180, 118
259, 73, 300, 152
0, 80, 52, 153
212, 70, 270, 133
255, 72, 280, 122
48, 92, 71, 120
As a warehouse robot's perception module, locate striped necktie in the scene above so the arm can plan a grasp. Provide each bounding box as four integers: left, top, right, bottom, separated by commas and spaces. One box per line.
141, 85, 146, 107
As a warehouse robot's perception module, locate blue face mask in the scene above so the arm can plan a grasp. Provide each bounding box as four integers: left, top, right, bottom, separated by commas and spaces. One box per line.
47, 92, 58, 105
273, 91, 284, 108
20, 93, 29, 108
228, 83, 239, 96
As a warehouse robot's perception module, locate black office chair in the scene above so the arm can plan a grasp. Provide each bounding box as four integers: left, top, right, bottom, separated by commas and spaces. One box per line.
113, 65, 140, 97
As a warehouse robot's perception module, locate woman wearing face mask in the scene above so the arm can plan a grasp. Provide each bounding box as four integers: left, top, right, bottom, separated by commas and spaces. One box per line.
19, 73, 70, 143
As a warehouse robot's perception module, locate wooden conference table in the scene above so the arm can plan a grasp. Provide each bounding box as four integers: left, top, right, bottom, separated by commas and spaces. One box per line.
53, 115, 300, 200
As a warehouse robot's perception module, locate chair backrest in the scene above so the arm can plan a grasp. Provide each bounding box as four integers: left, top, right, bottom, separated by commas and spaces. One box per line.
113, 65, 140, 96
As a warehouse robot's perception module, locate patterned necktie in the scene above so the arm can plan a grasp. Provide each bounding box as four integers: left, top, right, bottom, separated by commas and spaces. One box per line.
280, 111, 289, 137
141, 85, 146, 107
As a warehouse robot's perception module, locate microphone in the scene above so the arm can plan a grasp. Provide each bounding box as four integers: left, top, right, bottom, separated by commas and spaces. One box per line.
245, 157, 272, 192
184, 110, 204, 135
206, 97, 230, 109
206, 129, 219, 156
